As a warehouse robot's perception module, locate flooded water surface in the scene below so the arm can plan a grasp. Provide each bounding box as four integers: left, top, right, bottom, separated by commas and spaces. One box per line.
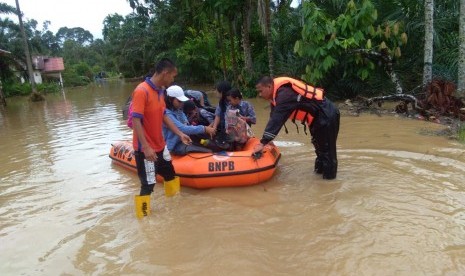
1, 81, 465, 275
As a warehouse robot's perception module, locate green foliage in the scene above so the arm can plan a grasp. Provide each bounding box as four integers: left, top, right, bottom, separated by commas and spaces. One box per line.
295, 0, 408, 91
1, 0, 465, 103
3, 82, 31, 96
176, 27, 220, 82
459, 124, 465, 143
2, 81, 60, 97
36, 82, 61, 94
73, 62, 93, 80
62, 64, 92, 87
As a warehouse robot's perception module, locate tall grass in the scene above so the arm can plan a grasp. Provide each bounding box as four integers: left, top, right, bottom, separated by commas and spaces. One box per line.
458, 124, 465, 143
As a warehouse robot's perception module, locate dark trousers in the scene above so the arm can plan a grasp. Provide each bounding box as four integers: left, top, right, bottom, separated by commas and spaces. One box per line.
134, 149, 175, 195
310, 101, 340, 179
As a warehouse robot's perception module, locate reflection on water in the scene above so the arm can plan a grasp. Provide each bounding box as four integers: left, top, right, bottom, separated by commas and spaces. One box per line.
1, 81, 465, 275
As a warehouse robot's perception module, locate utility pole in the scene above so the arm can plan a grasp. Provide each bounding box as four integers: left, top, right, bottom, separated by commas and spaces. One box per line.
15, 0, 38, 95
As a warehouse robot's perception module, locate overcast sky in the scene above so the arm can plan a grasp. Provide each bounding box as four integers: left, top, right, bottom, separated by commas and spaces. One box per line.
2, 0, 134, 39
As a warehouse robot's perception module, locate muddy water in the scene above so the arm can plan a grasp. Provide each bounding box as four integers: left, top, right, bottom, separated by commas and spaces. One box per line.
1, 81, 465, 275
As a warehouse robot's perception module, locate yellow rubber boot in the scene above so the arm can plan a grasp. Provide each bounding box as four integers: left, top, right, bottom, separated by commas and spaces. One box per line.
134, 195, 151, 218
164, 176, 181, 197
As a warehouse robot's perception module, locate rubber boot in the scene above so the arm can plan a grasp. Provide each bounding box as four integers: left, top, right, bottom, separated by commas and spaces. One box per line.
164, 176, 180, 197
312, 138, 324, 174
314, 157, 324, 174
134, 195, 151, 218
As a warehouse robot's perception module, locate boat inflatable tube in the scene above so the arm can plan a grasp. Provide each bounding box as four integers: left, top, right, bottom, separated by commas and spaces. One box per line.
109, 137, 281, 189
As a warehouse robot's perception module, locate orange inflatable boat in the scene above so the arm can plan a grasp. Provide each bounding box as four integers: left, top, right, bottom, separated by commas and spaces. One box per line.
109, 137, 281, 189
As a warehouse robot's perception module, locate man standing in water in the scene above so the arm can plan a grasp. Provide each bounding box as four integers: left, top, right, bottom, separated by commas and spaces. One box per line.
131, 58, 191, 218
253, 76, 340, 180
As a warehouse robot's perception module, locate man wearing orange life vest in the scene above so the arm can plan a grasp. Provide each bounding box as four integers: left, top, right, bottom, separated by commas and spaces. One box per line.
254, 76, 340, 179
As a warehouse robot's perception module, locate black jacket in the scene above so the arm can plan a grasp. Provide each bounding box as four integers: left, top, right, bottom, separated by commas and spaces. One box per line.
260, 84, 335, 145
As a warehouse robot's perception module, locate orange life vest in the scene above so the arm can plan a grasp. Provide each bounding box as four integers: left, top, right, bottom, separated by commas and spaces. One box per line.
271, 77, 324, 125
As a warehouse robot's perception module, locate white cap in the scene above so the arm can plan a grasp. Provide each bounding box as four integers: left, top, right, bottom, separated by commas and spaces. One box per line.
167, 85, 189, 102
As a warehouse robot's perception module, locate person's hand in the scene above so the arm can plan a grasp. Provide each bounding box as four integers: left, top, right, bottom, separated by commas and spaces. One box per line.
180, 133, 192, 145
205, 126, 216, 138
253, 143, 264, 154
142, 145, 157, 161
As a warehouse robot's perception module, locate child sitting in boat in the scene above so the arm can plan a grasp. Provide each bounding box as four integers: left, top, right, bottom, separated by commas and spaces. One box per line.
226, 88, 256, 127
224, 88, 256, 150
183, 100, 215, 127
163, 85, 217, 155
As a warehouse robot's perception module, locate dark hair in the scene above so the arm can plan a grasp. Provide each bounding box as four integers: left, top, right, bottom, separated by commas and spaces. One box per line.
227, 88, 243, 99
165, 94, 176, 111
154, 58, 176, 74
256, 76, 273, 86
216, 80, 231, 94
182, 100, 197, 113
216, 80, 232, 113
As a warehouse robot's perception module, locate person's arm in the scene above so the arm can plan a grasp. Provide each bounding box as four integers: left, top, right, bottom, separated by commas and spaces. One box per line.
211, 115, 220, 129
133, 117, 156, 161
163, 114, 192, 145
200, 109, 216, 125
167, 111, 205, 136
241, 101, 256, 125
199, 94, 205, 107
254, 88, 297, 153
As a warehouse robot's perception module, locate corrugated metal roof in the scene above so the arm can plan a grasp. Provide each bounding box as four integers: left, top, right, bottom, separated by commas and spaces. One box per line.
43, 57, 64, 72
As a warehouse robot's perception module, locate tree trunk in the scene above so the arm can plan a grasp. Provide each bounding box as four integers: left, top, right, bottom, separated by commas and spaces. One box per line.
423, 0, 434, 88
242, 0, 253, 75
15, 0, 38, 96
258, 0, 274, 77
0, 81, 6, 107
458, 0, 465, 97
228, 19, 238, 82
265, 0, 274, 77
216, 13, 228, 80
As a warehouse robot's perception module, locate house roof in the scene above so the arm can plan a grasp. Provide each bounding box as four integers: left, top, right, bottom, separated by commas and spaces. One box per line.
44, 57, 64, 72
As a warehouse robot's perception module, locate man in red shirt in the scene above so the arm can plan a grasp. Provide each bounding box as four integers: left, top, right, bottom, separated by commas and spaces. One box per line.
132, 58, 191, 218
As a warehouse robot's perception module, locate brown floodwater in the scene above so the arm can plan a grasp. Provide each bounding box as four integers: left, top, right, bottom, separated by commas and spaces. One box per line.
1, 80, 465, 275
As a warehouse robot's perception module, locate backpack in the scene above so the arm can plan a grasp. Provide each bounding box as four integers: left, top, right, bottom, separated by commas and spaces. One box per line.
127, 86, 149, 129
225, 108, 253, 144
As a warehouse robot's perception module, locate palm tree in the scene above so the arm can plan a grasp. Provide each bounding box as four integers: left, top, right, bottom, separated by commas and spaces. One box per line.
423, 0, 434, 87
14, 0, 39, 97
458, 0, 465, 97
242, 0, 253, 75
258, 0, 274, 77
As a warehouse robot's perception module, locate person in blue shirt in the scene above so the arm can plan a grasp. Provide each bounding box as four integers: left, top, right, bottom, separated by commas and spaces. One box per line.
226, 88, 256, 126
224, 88, 256, 150
163, 85, 216, 155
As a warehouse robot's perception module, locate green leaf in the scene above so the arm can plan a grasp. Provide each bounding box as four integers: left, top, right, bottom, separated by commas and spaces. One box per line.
322, 55, 336, 71
294, 40, 301, 55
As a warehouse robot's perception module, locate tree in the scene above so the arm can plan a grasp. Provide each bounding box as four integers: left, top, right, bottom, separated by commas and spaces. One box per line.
56, 27, 93, 46
258, 0, 274, 77
423, 0, 434, 87
295, 0, 408, 96
15, 0, 38, 97
242, 0, 253, 75
458, 0, 465, 97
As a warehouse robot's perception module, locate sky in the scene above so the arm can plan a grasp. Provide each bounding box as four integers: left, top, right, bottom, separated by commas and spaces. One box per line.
2, 0, 135, 39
